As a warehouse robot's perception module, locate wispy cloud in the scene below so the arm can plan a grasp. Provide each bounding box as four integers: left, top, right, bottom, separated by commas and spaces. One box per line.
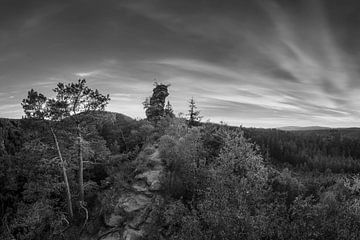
1, 0, 360, 127
75, 70, 102, 78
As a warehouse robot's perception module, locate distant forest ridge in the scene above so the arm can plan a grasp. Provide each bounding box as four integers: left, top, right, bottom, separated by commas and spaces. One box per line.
278, 126, 331, 131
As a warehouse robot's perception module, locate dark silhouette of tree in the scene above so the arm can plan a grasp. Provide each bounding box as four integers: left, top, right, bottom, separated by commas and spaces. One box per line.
143, 82, 170, 123
165, 100, 175, 118
187, 97, 202, 127
21, 89, 47, 119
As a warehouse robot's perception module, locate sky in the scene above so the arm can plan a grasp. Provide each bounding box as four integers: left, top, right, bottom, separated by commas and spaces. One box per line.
1, 0, 360, 128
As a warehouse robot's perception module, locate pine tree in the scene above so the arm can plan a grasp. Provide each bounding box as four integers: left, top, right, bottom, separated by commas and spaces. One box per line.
165, 100, 175, 118
187, 98, 202, 127
21, 89, 47, 119
48, 79, 110, 207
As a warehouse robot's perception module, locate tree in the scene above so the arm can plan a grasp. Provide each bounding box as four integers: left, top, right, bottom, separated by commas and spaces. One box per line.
143, 82, 170, 123
21, 80, 110, 220
22, 90, 74, 218
187, 98, 202, 127
165, 100, 175, 118
47, 79, 110, 206
21, 89, 47, 119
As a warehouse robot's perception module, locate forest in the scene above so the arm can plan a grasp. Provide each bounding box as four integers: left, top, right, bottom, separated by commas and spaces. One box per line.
1, 80, 360, 240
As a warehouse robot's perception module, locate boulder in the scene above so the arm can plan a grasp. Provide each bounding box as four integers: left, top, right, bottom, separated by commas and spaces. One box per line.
132, 181, 153, 197
101, 232, 121, 240
149, 180, 162, 191
135, 170, 162, 186
128, 206, 152, 229
149, 150, 161, 163
122, 227, 144, 240
116, 194, 152, 214
105, 213, 125, 227
132, 181, 148, 192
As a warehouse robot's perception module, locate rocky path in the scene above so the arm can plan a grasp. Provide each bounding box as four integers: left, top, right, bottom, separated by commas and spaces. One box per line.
102, 147, 165, 240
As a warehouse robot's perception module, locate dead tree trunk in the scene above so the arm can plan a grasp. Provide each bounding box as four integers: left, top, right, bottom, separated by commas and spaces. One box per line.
51, 127, 73, 218
77, 123, 84, 204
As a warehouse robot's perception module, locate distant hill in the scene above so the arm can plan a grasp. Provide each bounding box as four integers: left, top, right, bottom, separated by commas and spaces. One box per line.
278, 126, 331, 131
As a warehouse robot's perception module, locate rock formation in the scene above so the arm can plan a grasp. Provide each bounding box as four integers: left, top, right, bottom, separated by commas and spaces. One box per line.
100, 146, 165, 240
145, 83, 169, 123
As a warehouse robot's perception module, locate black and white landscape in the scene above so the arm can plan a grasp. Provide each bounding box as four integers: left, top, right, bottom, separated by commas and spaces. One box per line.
1, 0, 360, 239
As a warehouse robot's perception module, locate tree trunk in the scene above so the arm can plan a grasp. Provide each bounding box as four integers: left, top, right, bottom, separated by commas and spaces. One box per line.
51, 127, 73, 218
119, 128, 128, 152
77, 123, 84, 204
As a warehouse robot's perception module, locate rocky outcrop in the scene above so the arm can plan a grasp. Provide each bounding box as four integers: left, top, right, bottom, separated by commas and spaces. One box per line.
145, 83, 170, 123
104, 213, 125, 227
135, 169, 163, 191
122, 228, 144, 240
100, 147, 165, 240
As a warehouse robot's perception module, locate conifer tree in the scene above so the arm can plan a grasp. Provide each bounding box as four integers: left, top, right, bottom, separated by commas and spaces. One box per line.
165, 100, 175, 118
21, 89, 47, 119
187, 97, 202, 127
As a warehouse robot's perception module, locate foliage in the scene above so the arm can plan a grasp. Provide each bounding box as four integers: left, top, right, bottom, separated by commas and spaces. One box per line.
47, 79, 110, 121
156, 125, 360, 240
158, 126, 208, 200
21, 89, 47, 120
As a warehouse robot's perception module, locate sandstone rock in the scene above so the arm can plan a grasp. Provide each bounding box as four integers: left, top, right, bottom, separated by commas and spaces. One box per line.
149, 150, 160, 162
101, 232, 121, 240
100, 146, 166, 240
132, 181, 148, 192
105, 213, 125, 227
128, 206, 152, 229
149, 180, 162, 191
135, 170, 162, 186
122, 227, 144, 240
132, 181, 153, 197
116, 194, 152, 214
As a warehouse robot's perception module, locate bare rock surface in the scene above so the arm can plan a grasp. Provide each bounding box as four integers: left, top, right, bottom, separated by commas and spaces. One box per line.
123, 227, 144, 240
132, 181, 148, 192
105, 213, 125, 227
135, 170, 162, 186
100, 148, 165, 240
101, 232, 122, 240
117, 194, 152, 214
